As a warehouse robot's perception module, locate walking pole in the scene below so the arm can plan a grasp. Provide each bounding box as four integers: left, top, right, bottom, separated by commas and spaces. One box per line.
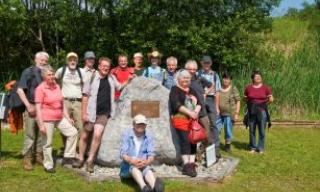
0, 92, 6, 160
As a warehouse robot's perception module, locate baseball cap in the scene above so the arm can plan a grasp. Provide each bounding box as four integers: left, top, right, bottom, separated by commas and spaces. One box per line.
84, 51, 96, 60
66, 52, 78, 60
133, 52, 143, 58
133, 114, 148, 124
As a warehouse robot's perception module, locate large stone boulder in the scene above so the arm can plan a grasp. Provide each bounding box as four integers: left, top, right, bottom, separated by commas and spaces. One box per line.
96, 77, 180, 167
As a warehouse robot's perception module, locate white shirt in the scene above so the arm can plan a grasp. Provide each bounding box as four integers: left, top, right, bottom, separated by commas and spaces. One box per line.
55, 67, 85, 99
133, 134, 143, 157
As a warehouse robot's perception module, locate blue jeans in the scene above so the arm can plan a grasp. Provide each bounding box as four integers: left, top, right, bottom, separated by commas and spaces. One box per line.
248, 110, 267, 151
216, 115, 233, 143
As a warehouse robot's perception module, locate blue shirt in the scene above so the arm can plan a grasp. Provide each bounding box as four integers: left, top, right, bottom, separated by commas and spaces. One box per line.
142, 66, 165, 82
197, 70, 221, 96
163, 70, 176, 89
119, 128, 155, 176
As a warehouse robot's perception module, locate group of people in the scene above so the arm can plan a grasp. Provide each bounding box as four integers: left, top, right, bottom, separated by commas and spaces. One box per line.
15, 49, 273, 192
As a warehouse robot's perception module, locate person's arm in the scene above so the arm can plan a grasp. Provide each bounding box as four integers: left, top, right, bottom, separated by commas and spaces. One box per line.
234, 100, 241, 121
17, 88, 35, 115
268, 95, 274, 104
35, 103, 46, 135
34, 86, 45, 134
215, 92, 220, 115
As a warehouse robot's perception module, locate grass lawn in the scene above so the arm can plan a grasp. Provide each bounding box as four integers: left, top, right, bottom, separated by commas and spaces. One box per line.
0, 126, 319, 192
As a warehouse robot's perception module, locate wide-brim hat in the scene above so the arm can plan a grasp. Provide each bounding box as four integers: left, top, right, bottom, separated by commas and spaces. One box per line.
147, 50, 163, 59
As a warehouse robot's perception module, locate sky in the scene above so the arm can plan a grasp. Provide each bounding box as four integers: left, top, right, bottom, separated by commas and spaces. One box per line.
271, 0, 315, 16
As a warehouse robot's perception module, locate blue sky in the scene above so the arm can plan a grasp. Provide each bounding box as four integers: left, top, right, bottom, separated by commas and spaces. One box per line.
271, 0, 315, 16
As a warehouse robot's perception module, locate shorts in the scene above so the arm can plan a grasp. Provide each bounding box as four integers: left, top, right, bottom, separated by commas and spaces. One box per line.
83, 114, 109, 131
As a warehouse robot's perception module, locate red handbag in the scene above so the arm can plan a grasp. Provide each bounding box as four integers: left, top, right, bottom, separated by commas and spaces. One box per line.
188, 119, 208, 144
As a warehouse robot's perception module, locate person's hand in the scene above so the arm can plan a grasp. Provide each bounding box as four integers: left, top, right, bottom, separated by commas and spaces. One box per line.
39, 125, 46, 135
27, 104, 36, 117
82, 113, 89, 123
216, 107, 220, 116
233, 113, 239, 121
189, 111, 198, 120
66, 117, 75, 125
130, 159, 145, 168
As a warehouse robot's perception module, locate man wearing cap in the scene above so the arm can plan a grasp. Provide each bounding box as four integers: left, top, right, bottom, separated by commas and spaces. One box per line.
143, 50, 166, 83
82, 51, 96, 83
133, 52, 145, 76
55, 52, 84, 164
120, 114, 164, 192
17, 51, 50, 170
110, 54, 134, 100
198, 55, 222, 158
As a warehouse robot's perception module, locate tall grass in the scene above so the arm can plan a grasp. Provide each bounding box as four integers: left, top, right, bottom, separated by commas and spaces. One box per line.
234, 30, 320, 120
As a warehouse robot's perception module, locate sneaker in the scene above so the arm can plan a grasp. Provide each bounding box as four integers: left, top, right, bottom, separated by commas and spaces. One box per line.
86, 161, 94, 173
72, 159, 84, 168
248, 149, 256, 154
141, 185, 152, 192
258, 149, 264, 154
153, 178, 165, 192
182, 163, 197, 177
61, 158, 74, 166
181, 163, 190, 176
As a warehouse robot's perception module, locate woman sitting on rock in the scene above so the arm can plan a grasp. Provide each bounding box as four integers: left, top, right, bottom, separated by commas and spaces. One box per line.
169, 69, 202, 177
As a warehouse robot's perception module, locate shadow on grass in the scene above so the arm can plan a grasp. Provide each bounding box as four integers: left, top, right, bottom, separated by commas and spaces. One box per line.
232, 140, 248, 151
120, 178, 141, 192
0, 151, 22, 160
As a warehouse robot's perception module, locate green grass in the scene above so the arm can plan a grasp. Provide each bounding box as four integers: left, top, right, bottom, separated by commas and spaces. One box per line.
1, 127, 319, 192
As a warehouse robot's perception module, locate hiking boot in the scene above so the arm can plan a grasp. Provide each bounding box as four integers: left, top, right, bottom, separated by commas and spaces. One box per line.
141, 185, 152, 192
23, 155, 33, 171
86, 161, 94, 173
153, 178, 165, 192
189, 163, 198, 177
61, 158, 74, 166
182, 163, 197, 177
72, 159, 84, 168
225, 143, 231, 152
35, 152, 43, 165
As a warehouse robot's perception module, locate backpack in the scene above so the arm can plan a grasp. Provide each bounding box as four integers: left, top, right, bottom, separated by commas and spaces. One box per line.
197, 70, 217, 83
59, 65, 83, 87
144, 66, 166, 82
5, 67, 41, 111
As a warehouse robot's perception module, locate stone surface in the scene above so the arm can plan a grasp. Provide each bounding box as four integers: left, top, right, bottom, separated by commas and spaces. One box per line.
66, 157, 239, 183
97, 77, 180, 167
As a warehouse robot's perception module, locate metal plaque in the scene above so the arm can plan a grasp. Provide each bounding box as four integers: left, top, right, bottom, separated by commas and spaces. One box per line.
131, 101, 160, 118
206, 144, 216, 167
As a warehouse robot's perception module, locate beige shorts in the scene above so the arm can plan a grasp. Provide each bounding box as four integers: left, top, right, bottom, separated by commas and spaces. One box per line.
84, 114, 109, 131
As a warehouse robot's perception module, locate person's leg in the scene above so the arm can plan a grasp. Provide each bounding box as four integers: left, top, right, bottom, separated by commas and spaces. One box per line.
22, 114, 37, 170
73, 100, 83, 132
205, 97, 220, 157
74, 122, 93, 166
248, 115, 257, 151
224, 116, 233, 152
144, 169, 156, 189
257, 111, 267, 152
87, 124, 104, 162
57, 118, 78, 164
131, 167, 147, 189
42, 122, 55, 171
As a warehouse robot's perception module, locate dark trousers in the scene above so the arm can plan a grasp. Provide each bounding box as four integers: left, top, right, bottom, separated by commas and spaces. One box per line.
175, 129, 197, 155
249, 111, 267, 151
205, 96, 220, 154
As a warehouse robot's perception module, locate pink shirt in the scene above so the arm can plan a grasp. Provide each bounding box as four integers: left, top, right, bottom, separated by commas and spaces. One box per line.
35, 82, 63, 121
